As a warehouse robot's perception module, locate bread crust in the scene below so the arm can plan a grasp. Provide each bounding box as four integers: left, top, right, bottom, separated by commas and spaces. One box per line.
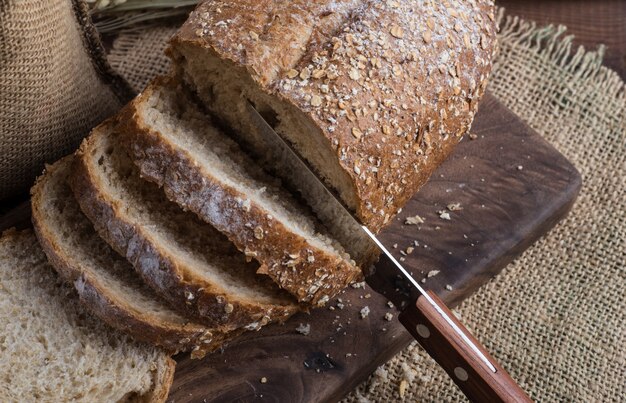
139, 356, 176, 403
119, 84, 361, 305
71, 121, 299, 329
31, 157, 232, 358
170, 0, 497, 232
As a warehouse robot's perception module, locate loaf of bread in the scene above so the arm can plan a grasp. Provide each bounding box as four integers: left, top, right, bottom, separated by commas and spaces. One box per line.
2, 4, 498, 396
72, 120, 299, 329
169, 0, 497, 232
0, 229, 174, 402
31, 156, 236, 357
118, 78, 361, 305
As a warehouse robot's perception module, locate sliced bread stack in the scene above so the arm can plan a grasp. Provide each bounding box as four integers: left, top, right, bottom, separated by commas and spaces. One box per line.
25, 86, 362, 366
31, 156, 236, 358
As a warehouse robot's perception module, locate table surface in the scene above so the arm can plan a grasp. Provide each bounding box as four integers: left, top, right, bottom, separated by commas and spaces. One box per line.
498, 0, 626, 80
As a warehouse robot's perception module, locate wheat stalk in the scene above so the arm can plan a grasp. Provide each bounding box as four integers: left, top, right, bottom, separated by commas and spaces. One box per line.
88, 0, 200, 33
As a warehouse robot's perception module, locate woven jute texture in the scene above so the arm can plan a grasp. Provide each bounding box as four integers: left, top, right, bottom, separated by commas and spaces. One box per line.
0, 0, 132, 201
107, 24, 179, 93
108, 11, 624, 403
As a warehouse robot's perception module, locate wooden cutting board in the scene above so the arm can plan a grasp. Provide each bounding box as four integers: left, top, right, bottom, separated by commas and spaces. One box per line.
0, 93, 581, 402
166, 93, 581, 402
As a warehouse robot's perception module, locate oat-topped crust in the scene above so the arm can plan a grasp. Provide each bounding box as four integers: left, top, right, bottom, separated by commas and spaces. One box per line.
171, 0, 497, 231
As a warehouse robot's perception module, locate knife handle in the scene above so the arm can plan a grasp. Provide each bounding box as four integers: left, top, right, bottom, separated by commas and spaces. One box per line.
398, 291, 532, 402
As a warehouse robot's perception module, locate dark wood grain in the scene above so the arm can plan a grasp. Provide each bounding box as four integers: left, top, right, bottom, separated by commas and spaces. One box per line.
498, 0, 626, 79
399, 291, 531, 402
165, 93, 581, 403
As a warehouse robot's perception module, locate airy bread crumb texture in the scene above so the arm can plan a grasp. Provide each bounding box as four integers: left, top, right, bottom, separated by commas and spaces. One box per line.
0, 230, 173, 402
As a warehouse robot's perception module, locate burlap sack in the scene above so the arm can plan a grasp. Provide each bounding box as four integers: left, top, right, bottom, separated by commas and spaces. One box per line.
108, 11, 625, 402
0, 0, 133, 202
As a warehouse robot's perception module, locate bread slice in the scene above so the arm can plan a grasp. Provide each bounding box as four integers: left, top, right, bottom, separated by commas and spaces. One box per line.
31, 156, 235, 358
119, 78, 361, 305
0, 229, 174, 402
72, 119, 299, 330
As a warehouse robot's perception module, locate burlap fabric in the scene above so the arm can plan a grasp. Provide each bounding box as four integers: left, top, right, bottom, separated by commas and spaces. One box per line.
107, 13, 625, 402
0, 0, 133, 201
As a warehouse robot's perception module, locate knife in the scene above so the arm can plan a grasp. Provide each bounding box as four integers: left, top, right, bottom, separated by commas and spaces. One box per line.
244, 101, 531, 402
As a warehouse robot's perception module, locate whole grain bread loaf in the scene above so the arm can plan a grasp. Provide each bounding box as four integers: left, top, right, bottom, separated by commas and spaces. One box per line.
118, 79, 361, 305
0, 229, 174, 402
168, 0, 497, 232
72, 120, 300, 330
31, 156, 234, 358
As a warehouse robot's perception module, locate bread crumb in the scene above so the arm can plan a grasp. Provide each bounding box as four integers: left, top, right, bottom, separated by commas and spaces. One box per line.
447, 203, 463, 211
445, 284, 453, 291
438, 210, 451, 220
260, 377, 267, 384
351, 281, 366, 289
367, 366, 389, 393
517, 165, 524, 170
360, 306, 370, 319
296, 323, 311, 335
404, 215, 424, 225
387, 301, 394, 308
399, 379, 408, 398
384, 312, 393, 321
427, 270, 440, 278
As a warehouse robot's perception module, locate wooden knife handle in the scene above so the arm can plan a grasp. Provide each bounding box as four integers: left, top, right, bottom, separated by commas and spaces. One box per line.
398, 291, 532, 402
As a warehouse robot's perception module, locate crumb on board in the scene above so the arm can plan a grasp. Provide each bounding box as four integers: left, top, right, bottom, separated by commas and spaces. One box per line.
447, 202, 463, 211
360, 306, 370, 319
260, 377, 267, 384
296, 323, 311, 335
404, 214, 425, 225
438, 210, 451, 220
517, 165, 523, 170
427, 270, 440, 278
387, 301, 395, 309
445, 284, 453, 291
351, 281, 366, 289
384, 312, 393, 321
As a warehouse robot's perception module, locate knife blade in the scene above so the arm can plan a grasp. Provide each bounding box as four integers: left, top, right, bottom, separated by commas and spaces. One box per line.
244, 101, 531, 402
